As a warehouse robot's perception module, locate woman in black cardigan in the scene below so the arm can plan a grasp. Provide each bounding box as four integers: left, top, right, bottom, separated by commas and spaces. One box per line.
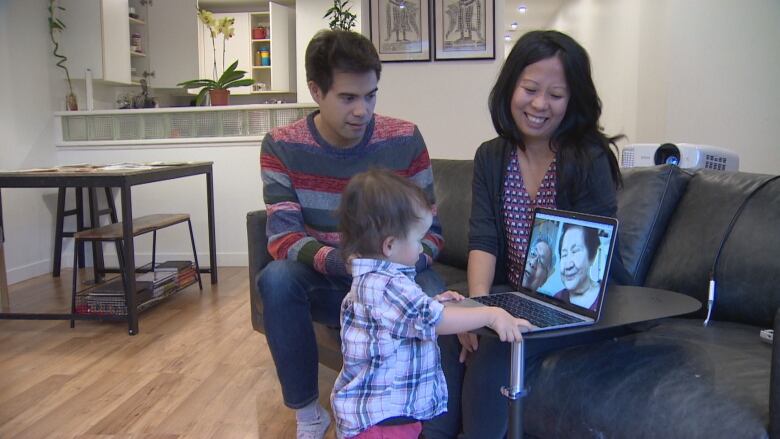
424, 30, 624, 439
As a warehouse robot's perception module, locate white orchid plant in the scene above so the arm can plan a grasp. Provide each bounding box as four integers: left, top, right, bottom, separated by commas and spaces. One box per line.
197, 8, 236, 81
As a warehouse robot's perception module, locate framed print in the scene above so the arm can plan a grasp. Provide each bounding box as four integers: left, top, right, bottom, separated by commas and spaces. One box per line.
370, 0, 431, 62
434, 0, 495, 60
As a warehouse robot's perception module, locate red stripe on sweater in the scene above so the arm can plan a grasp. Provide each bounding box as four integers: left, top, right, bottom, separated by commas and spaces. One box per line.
289, 171, 350, 193
271, 118, 319, 146
268, 232, 305, 259
369, 115, 415, 143
261, 153, 287, 173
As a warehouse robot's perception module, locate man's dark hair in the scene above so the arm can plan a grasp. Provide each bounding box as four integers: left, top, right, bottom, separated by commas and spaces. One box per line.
488, 30, 622, 195
305, 29, 382, 95
338, 168, 430, 260
559, 224, 600, 262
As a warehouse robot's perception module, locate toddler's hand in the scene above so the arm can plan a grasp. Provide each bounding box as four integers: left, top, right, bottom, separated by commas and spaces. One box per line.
487, 308, 534, 342
435, 290, 465, 303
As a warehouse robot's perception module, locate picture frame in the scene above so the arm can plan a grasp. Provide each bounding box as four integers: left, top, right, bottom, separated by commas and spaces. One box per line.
369, 0, 431, 62
433, 0, 495, 60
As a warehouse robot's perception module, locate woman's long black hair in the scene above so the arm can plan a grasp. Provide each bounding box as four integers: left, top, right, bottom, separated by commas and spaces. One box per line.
488, 30, 622, 196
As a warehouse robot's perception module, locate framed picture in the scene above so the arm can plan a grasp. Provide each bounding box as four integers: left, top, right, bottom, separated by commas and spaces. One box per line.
369, 0, 431, 62
433, 0, 495, 60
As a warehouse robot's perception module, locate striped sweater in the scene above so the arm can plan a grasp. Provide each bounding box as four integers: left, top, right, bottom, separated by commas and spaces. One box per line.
260, 111, 444, 277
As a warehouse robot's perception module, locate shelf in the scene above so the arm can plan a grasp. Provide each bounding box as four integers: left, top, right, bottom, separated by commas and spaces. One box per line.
253, 66, 271, 69
129, 16, 145, 25
74, 261, 198, 317
252, 39, 271, 43
130, 51, 146, 57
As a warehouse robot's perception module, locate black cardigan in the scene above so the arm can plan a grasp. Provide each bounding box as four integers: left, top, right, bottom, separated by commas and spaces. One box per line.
468, 136, 623, 287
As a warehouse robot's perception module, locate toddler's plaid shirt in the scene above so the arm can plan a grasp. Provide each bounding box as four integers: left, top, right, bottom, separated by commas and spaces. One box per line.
331, 258, 447, 438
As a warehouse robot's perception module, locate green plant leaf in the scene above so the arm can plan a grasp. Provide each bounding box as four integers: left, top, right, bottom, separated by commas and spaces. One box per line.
222, 78, 254, 89
194, 87, 210, 106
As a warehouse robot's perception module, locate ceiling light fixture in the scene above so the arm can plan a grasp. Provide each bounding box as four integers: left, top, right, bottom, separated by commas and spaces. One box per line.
518, 5, 527, 14
505, 34, 512, 42
510, 21, 518, 30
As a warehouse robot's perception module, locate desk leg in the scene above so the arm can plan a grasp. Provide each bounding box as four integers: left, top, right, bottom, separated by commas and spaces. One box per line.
88, 188, 105, 283
501, 340, 525, 439
0, 190, 7, 309
120, 185, 139, 335
0, 227, 7, 310
206, 169, 217, 284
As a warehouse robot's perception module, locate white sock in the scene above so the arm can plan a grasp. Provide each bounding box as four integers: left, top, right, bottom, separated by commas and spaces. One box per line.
296, 400, 323, 423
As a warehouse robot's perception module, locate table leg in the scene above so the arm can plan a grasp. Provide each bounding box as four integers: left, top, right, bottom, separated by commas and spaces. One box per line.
0, 190, 7, 309
206, 169, 217, 284
88, 188, 105, 283
501, 340, 526, 439
120, 185, 139, 335
0, 227, 7, 310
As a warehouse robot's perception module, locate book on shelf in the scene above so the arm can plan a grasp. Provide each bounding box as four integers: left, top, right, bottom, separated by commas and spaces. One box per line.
154, 260, 194, 272
90, 278, 152, 296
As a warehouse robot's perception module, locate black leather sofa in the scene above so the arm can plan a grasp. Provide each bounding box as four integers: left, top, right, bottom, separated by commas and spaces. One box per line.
248, 160, 779, 438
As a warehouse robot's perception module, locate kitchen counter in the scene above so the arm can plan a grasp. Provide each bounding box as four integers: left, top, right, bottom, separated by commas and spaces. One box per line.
55, 103, 318, 148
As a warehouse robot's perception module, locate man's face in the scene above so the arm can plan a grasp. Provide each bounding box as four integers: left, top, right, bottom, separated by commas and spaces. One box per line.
309, 70, 378, 149
522, 240, 552, 291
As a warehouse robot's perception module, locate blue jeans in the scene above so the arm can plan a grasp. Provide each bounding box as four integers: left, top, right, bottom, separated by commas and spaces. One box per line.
256, 259, 446, 409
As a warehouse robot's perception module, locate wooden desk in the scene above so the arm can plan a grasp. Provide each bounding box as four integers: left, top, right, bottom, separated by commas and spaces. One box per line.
0, 162, 218, 335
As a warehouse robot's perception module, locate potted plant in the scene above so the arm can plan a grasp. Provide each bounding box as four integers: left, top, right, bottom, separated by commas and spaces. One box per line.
177, 60, 254, 106
177, 9, 253, 105
48, 0, 77, 110
324, 0, 357, 31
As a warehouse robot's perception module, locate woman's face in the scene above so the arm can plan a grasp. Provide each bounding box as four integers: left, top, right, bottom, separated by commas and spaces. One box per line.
510, 56, 570, 146
559, 227, 593, 295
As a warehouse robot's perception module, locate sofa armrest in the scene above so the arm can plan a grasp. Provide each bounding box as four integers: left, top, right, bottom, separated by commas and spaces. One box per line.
771, 307, 780, 438
247, 210, 271, 333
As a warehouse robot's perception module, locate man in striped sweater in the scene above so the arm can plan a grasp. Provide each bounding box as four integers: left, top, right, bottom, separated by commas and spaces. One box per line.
257, 30, 446, 439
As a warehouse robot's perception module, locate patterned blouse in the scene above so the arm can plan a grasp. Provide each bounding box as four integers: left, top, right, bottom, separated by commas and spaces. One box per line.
502, 149, 557, 289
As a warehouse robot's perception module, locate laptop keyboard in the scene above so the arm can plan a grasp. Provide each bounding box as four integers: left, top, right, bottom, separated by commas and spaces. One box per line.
472, 294, 584, 328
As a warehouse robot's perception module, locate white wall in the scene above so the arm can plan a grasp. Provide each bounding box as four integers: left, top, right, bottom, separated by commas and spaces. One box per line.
550, 0, 780, 174
296, 1, 504, 160
0, 0, 64, 283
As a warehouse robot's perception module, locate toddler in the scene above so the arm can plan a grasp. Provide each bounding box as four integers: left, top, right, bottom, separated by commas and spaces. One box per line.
330, 169, 532, 438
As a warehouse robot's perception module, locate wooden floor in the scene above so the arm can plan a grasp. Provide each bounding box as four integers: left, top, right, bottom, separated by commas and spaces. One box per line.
0, 267, 339, 439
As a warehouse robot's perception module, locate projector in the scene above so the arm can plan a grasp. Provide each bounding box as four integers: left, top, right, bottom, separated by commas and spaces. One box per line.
620, 143, 739, 171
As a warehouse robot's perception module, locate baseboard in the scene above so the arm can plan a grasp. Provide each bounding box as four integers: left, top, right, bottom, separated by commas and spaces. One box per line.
6, 252, 249, 285
7, 259, 51, 284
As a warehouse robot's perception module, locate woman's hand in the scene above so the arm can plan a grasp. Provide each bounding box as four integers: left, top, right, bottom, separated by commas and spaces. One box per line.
434, 290, 465, 303
457, 332, 479, 363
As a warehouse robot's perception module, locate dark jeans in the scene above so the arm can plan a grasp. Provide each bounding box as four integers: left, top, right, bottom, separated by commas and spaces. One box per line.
257, 259, 446, 409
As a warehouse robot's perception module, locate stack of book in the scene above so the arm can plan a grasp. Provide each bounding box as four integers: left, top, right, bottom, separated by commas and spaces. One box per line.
153, 260, 198, 290
79, 278, 153, 316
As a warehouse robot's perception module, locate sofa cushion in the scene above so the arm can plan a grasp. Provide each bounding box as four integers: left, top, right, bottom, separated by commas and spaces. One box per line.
645, 171, 780, 327
616, 165, 692, 286
524, 318, 771, 439
431, 160, 473, 270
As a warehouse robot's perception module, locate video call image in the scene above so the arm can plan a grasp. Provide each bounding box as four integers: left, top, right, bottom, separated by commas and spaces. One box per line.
522, 216, 613, 312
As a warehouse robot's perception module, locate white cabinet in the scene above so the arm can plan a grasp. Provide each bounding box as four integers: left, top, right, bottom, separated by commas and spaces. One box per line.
198, 13, 252, 95
251, 2, 296, 93
61, 0, 131, 84
146, 0, 199, 88
60, 0, 197, 87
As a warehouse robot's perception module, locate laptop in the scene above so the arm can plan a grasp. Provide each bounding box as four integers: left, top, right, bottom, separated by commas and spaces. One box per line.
455, 207, 618, 333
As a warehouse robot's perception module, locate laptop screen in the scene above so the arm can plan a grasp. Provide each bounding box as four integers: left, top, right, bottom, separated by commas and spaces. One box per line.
521, 208, 618, 318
